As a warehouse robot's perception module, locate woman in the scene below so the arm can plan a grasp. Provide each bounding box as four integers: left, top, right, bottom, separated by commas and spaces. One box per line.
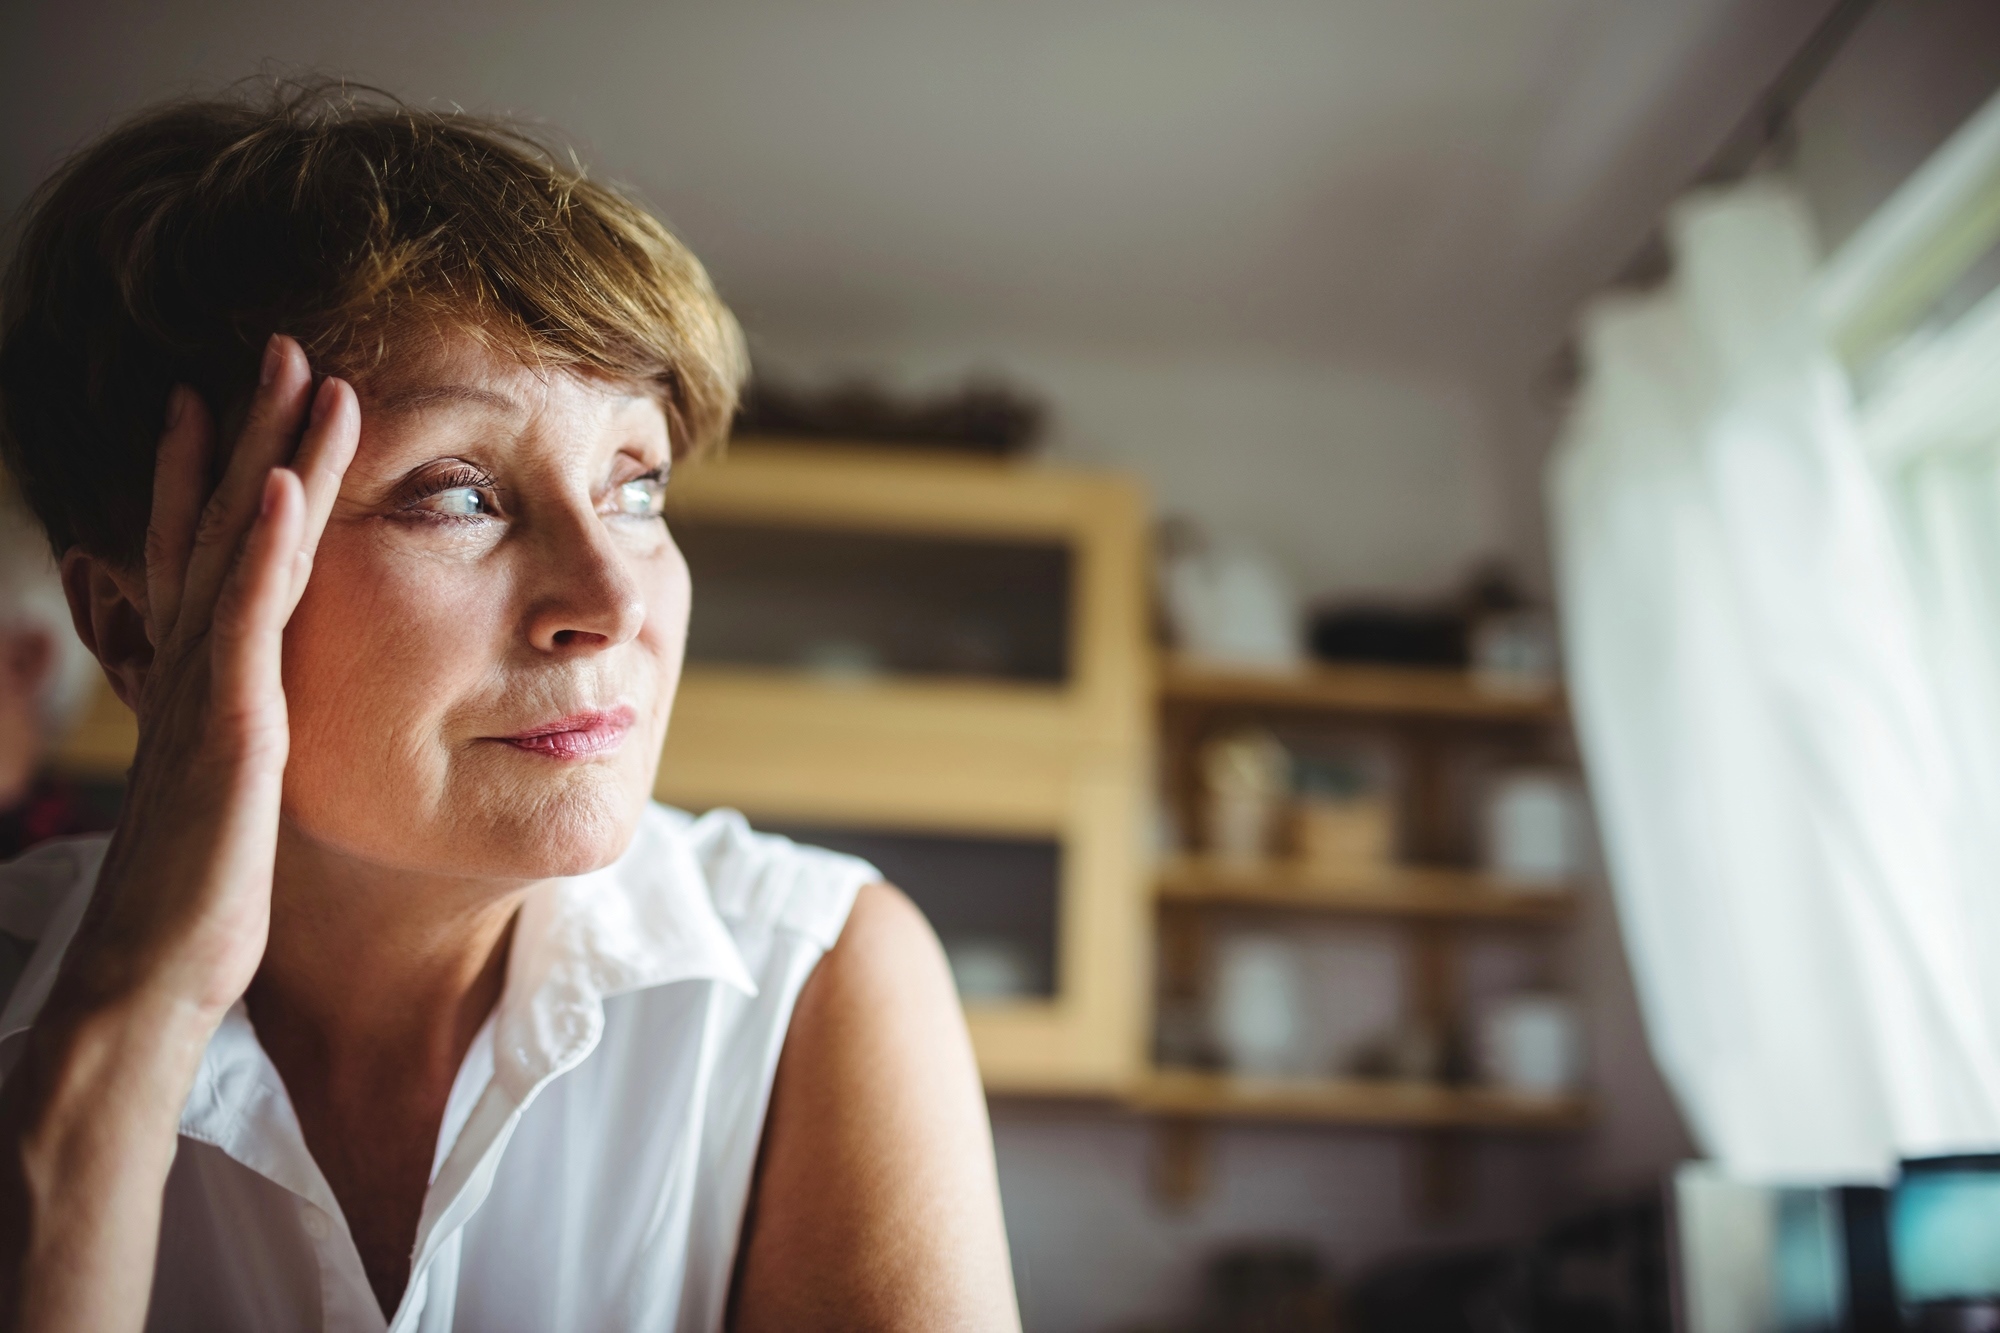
0, 88, 1019, 1331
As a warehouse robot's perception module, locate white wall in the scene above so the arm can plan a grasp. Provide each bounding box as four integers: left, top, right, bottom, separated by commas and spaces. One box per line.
754, 335, 1508, 600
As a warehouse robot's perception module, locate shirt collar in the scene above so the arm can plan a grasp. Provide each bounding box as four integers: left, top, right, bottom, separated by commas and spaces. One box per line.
181, 803, 757, 1159
487, 805, 758, 1100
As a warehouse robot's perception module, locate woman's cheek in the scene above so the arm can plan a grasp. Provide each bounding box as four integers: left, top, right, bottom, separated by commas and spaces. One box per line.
280, 532, 503, 814
641, 536, 692, 714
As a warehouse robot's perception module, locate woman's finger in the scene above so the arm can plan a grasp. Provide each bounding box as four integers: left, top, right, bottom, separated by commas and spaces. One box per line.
142, 386, 214, 644
283, 376, 361, 611
180, 335, 315, 632
208, 467, 305, 735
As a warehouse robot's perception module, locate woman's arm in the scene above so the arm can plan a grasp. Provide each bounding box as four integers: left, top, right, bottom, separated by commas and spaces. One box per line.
0, 339, 357, 1332
731, 882, 1021, 1333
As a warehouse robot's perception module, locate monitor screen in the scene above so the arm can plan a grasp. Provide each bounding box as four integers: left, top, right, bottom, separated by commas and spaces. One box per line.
1893, 1156, 2000, 1305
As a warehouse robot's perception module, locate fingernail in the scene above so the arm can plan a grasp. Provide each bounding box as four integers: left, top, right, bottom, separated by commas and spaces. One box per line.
309, 376, 337, 426
260, 335, 284, 387
164, 386, 186, 431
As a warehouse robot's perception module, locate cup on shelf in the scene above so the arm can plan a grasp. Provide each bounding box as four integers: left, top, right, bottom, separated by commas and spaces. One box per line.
1159, 523, 1304, 670
1483, 769, 1585, 889
1471, 609, 1558, 697
1209, 789, 1280, 867
1478, 992, 1582, 1096
1202, 727, 1290, 865
1209, 933, 1303, 1077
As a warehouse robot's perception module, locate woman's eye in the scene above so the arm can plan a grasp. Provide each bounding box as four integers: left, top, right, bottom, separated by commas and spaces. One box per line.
424, 486, 495, 518
612, 473, 668, 519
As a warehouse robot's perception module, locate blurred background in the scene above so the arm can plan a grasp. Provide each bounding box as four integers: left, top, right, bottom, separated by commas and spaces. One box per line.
6, 2, 2000, 1330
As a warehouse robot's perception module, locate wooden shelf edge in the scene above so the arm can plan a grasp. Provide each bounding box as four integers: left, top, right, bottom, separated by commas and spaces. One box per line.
1159, 656, 1564, 722
1127, 1070, 1592, 1131
1156, 857, 1578, 922
676, 662, 1075, 706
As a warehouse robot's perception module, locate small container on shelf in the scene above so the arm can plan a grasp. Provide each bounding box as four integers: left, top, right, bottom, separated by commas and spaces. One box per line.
1201, 726, 1291, 866
1209, 932, 1305, 1077
1346, 1019, 1455, 1085
1470, 609, 1560, 698
1289, 753, 1395, 873
1477, 991, 1583, 1096
1483, 769, 1588, 890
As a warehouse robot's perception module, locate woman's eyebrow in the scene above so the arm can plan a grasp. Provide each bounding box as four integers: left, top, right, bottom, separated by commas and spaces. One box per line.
369, 383, 521, 416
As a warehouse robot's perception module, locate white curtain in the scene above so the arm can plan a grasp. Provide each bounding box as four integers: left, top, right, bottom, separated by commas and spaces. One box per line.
1550, 181, 2000, 1183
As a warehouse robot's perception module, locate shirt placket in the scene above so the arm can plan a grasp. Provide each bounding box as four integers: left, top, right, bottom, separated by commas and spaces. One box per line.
303, 1196, 387, 1333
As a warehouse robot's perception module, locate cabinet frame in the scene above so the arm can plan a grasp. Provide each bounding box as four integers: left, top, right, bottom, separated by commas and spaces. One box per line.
655, 441, 1154, 1093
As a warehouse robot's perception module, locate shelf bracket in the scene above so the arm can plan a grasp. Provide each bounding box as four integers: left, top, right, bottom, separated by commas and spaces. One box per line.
1412, 1130, 1473, 1223
1149, 1118, 1209, 1212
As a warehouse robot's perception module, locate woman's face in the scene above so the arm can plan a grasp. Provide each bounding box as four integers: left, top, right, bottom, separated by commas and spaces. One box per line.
279, 333, 688, 881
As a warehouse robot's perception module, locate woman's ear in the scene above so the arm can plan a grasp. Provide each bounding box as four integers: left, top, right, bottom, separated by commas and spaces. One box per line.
59, 550, 151, 714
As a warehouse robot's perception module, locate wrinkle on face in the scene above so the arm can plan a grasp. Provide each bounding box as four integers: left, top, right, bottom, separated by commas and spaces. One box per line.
279, 333, 688, 883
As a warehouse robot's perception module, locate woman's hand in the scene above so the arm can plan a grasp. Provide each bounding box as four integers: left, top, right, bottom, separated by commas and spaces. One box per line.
71, 335, 358, 1024
0, 335, 358, 1333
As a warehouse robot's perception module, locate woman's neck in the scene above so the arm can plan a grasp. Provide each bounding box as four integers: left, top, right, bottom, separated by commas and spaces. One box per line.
248, 827, 530, 1078
246, 828, 534, 1317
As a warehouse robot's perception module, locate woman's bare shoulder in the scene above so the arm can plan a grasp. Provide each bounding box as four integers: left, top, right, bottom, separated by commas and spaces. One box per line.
729, 882, 1021, 1332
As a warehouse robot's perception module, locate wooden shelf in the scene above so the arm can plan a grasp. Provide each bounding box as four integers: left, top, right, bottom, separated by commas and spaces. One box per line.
1160, 656, 1563, 723
1131, 1068, 1591, 1131
1157, 856, 1577, 922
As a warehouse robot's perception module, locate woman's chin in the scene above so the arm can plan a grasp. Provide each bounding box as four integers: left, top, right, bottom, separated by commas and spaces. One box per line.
465, 778, 649, 879
287, 763, 651, 882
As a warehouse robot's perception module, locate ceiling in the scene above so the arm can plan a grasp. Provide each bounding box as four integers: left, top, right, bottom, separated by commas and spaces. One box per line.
2, 0, 1835, 377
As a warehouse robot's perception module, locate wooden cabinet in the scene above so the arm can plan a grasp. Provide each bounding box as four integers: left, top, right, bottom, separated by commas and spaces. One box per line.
656, 442, 1154, 1094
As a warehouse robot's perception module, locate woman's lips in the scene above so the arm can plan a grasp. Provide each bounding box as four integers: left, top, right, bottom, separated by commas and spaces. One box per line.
494, 704, 637, 760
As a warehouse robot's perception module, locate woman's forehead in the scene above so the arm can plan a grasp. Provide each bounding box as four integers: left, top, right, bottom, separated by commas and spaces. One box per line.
358, 334, 661, 422
343, 339, 670, 484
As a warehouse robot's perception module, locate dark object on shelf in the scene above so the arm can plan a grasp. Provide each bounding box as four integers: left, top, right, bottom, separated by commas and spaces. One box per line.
1525, 1198, 1673, 1333
734, 376, 1045, 456
1348, 1193, 1669, 1333
1346, 1019, 1468, 1085
1306, 560, 1536, 670
1346, 1247, 1508, 1333
1197, 1244, 1341, 1333
1308, 605, 1469, 667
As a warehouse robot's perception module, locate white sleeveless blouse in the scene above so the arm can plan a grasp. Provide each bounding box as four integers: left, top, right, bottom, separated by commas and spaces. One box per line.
0, 804, 877, 1333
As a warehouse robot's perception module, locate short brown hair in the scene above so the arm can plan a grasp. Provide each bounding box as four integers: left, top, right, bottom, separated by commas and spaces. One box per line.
0, 83, 747, 563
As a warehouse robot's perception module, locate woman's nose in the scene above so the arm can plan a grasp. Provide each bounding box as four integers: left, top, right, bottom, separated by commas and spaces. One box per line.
523, 511, 647, 654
